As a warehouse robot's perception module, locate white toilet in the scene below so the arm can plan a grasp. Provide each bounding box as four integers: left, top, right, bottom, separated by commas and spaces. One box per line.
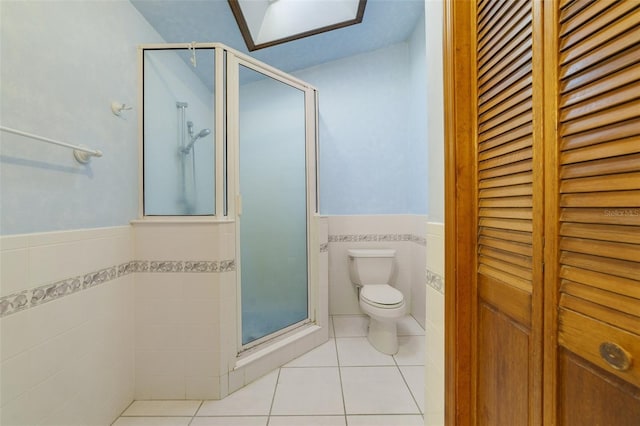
347, 248, 407, 355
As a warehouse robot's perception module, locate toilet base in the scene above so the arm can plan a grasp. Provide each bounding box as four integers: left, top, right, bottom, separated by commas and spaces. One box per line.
367, 317, 399, 355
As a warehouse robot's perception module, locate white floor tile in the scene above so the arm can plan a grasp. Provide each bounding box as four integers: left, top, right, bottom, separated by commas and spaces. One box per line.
397, 315, 426, 336
190, 416, 267, 426
121, 400, 202, 416
332, 315, 368, 337
271, 367, 344, 415
197, 370, 278, 416
393, 336, 425, 366
400, 366, 425, 413
346, 414, 425, 426
268, 415, 346, 426
285, 339, 338, 367
336, 337, 395, 366
112, 417, 192, 426
328, 316, 335, 338
341, 367, 420, 415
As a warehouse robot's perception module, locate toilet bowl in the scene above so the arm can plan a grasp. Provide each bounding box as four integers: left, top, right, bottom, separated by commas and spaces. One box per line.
347, 249, 406, 355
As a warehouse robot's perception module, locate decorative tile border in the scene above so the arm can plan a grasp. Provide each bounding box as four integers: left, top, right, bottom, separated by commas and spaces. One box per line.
0, 259, 235, 318
320, 242, 329, 253
328, 233, 426, 246
426, 269, 444, 294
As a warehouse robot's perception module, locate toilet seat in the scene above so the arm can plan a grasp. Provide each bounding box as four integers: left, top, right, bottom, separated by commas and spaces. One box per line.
360, 284, 404, 309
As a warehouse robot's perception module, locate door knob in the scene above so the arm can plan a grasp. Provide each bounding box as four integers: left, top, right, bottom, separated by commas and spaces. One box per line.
599, 342, 632, 371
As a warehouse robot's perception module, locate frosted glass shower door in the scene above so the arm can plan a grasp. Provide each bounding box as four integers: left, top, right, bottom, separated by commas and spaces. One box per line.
238, 64, 309, 346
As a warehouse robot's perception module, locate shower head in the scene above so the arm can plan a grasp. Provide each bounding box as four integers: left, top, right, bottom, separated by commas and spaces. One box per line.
196, 128, 211, 139
182, 127, 211, 154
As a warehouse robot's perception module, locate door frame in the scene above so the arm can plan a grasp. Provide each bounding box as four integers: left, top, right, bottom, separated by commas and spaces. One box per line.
443, 1, 475, 424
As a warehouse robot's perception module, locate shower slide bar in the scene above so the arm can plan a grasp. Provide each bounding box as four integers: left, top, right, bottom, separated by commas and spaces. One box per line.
0, 126, 103, 164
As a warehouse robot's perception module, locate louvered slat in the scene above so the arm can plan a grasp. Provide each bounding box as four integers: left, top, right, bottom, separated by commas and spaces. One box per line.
560, 8, 640, 65
560, 191, 640, 208
482, 227, 533, 244
479, 159, 532, 180
559, 0, 593, 24
560, 237, 640, 263
559, 0, 618, 36
562, 29, 640, 78
560, 222, 640, 245
560, 252, 640, 281
562, 153, 640, 179
561, 48, 640, 95
478, 124, 532, 152
478, 8, 532, 77
561, 65, 639, 108
561, 207, 640, 226
479, 195, 533, 208
560, 1, 639, 51
561, 138, 640, 165
561, 265, 640, 300
561, 172, 640, 193
561, 280, 639, 318
557, 1, 640, 333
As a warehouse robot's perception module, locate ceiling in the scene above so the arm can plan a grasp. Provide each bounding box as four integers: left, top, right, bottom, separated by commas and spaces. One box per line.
130, 0, 425, 74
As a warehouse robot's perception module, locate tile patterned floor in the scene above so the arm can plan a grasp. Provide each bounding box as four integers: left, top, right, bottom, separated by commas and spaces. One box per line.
112, 315, 425, 426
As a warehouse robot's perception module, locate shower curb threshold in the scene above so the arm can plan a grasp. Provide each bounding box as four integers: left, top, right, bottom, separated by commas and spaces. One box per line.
235, 324, 321, 369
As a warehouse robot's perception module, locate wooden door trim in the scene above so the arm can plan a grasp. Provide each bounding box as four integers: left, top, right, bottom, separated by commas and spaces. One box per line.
444, 0, 475, 424
542, 1, 559, 425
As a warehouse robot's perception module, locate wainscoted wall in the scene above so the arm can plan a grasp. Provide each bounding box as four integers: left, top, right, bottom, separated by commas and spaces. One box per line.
327, 215, 427, 326
425, 221, 445, 425
0, 227, 135, 426
131, 221, 235, 400
1, 218, 329, 423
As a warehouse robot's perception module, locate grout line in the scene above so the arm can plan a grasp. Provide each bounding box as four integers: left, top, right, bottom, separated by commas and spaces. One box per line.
188, 400, 205, 425
110, 398, 135, 425
265, 367, 282, 425
394, 357, 423, 415
331, 317, 349, 426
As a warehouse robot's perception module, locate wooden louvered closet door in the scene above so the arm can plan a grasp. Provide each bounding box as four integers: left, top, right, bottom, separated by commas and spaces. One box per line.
474, 0, 543, 424
554, 1, 640, 424
449, 0, 640, 424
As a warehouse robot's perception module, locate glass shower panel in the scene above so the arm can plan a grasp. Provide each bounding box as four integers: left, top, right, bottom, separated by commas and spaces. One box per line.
143, 48, 215, 215
239, 65, 308, 346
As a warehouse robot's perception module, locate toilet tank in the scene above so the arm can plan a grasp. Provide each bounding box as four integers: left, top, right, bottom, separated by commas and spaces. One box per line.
347, 249, 396, 285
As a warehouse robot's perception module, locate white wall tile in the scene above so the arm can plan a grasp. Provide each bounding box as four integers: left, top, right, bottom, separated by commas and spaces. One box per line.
136, 350, 185, 377
0, 225, 137, 425
133, 222, 220, 260
426, 222, 444, 277
426, 285, 444, 333
0, 234, 29, 250
0, 350, 32, 406
0, 310, 32, 362
186, 375, 220, 399
0, 248, 29, 297
134, 373, 187, 400
185, 350, 220, 378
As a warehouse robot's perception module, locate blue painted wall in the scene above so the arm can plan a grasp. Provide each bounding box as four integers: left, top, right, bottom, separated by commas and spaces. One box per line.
0, 1, 429, 235
294, 14, 428, 215
295, 42, 426, 215
0, 1, 163, 235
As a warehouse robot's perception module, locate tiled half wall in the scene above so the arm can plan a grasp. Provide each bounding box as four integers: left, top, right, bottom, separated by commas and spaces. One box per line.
0, 218, 329, 425
1, 227, 135, 426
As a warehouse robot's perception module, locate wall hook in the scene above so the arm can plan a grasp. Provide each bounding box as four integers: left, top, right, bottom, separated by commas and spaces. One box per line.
111, 101, 133, 116
189, 42, 197, 67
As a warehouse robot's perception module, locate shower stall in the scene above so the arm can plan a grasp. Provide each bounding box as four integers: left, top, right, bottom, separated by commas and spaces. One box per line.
137, 43, 324, 395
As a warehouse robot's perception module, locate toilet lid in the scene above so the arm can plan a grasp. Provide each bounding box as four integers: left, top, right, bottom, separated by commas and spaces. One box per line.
361, 285, 404, 307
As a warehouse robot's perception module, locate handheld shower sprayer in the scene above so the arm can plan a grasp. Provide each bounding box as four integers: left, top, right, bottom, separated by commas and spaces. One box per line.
182, 121, 211, 154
